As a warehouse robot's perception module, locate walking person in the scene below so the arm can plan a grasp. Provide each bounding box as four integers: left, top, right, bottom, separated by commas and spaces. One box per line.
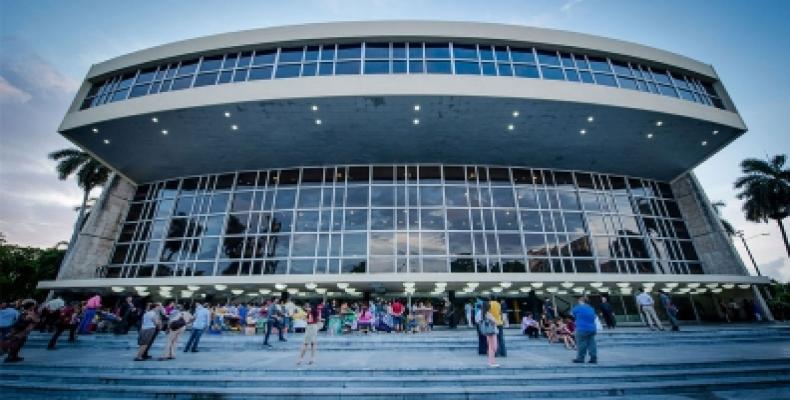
465, 301, 473, 328
598, 296, 616, 329
134, 303, 162, 361
474, 298, 486, 355
572, 296, 598, 364
0, 301, 20, 354
263, 297, 286, 347
297, 303, 321, 365
184, 302, 210, 353
543, 298, 556, 320
78, 292, 101, 334
47, 301, 77, 350
636, 288, 664, 330
2, 299, 39, 363
160, 304, 189, 360
659, 290, 680, 331
480, 300, 499, 368
283, 297, 296, 336
490, 297, 506, 357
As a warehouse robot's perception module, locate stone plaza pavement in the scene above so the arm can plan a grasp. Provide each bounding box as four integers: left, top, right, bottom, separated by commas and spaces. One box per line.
1, 324, 789, 399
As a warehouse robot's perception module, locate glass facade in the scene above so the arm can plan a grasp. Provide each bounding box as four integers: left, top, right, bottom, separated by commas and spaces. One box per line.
106, 165, 702, 279
81, 42, 724, 110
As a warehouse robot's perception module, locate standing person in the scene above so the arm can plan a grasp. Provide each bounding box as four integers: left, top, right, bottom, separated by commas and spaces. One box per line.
636, 288, 664, 331
465, 301, 473, 328
475, 298, 486, 355
47, 301, 77, 350
297, 303, 321, 365
134, 303, 162, 361
1, 299, 39, 363
184, 303, 210, 353
263, 297, 285, 347
543, 298, 556, 320
571, 296, 597, 364
391, 299, 404, 333
116, 296, 136, 335
658, 290, 680, 331
500, 300, 509, 328
598, 296, 616, 329
489, 298, 506, 357
319, 300, 333, 332
160, 304, 189, 360
283, 297, 296, 336
42, 296, 65, 333
480, 300, 499, 368
0, 302, 20, 350
78, 292, 102, 334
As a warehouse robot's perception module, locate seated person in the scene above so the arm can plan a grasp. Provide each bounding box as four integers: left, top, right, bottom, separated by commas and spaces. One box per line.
406, 315, 418, 334
357, 307, 373, 334
521, 312, 540, 338
555, 318, 576, 350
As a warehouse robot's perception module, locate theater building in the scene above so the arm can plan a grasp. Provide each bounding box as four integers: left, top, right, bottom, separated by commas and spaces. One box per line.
40, 21, 770, 320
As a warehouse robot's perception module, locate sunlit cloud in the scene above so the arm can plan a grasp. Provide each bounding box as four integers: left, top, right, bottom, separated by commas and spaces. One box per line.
0, 75, 32, 103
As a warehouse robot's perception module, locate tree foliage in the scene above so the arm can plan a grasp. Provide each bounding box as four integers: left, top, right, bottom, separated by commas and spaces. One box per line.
0, 233, 64, 301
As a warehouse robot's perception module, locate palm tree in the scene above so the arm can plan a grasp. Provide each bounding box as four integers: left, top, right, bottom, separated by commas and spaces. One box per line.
711, 201, 736, 237
734, 154, 790, 257
49, 148, 111, 231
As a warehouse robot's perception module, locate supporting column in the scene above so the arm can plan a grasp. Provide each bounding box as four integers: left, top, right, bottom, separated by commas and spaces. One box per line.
752, 285, 775, 322
689, 293, 701, 323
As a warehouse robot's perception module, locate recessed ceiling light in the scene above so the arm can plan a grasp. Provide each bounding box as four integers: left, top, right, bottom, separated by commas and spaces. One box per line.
103, 139, 110, 144
413, 118, 420, 125
512, 111, 519, 117
224, 112, 231, 118
92, 128, 99, 133
161, 129, 168, 135
646, 133, 654, 139
712, 130, 719, 135
414, 104, 421, 111
587, 116, 594, 122
151, 117, 158, 123
231, 124, 238, 131
315, 119, 322, 125
701, 140, 707, 146
507, 124, 515, 131
311, 105, 319, 111
655, 121, 663, 127
580, 129, 587, 135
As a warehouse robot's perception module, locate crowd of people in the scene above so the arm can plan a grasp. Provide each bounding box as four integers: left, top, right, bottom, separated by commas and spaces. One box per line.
0, 287, 758, 366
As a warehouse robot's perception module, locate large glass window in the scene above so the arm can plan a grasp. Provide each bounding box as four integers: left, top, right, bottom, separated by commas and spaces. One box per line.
112, 165, 696, 277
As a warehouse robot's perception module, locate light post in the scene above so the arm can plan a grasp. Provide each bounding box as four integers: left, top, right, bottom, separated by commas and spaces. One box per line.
735, 230, 769, 276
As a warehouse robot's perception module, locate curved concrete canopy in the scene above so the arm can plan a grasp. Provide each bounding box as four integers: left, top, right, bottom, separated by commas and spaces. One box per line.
62, 75, 745, 184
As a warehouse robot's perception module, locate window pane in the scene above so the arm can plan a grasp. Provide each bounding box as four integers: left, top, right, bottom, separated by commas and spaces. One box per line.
510, 48, 535, 63
541, 66, 564, 80
453, 44, 477, 59
425, 43, 450, 58
426, 61, 451, 74
335, 61, 360, 75
364, 60, 389, 74
455, 61, 481, 75
275, 64, 301, 78
337, 44, 362, 59
536, 50, 560, 65
279, 47, 303, 63
365, 43, 389, 58
514, 64, 539, 78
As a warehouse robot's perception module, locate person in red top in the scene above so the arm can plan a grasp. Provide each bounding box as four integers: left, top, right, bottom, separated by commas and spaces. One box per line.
391, 300, 404, 332
47, 302, 77, 350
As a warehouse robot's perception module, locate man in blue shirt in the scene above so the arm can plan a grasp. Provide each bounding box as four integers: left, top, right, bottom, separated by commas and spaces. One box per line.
571, 296, 597, 364
184, 303, 210, 353
0, 302, 20, 349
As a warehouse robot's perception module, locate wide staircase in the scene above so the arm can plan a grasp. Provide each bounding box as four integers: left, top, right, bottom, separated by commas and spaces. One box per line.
2, 324, 789, 399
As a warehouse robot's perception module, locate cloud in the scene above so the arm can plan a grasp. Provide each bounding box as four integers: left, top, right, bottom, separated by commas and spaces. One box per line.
0, 36, 79, 99
561, 0, 585, 13
760, 256, 790, 283
0, 75, 32, 103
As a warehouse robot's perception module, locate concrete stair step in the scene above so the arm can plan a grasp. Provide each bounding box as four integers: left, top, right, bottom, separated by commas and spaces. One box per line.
2, 375, 789, 399
1, 365, 788, 388
3, 358, 788, 377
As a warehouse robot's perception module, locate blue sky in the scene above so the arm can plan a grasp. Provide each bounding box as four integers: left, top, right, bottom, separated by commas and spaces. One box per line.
1, 0, 788, 280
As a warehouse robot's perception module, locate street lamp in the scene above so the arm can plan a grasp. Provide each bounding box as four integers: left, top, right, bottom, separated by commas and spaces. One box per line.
735, 230, 769, 276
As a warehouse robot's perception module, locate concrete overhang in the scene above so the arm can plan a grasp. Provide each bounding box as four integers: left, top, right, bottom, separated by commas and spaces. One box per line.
59, 75, 746, 184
